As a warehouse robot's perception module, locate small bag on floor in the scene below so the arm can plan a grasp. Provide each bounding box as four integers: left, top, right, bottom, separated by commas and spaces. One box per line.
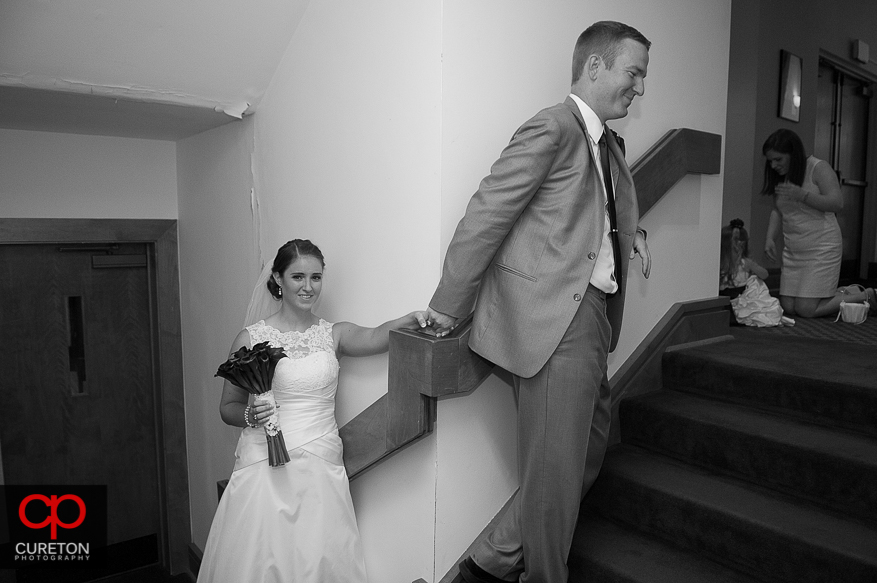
836, 300, 869, 324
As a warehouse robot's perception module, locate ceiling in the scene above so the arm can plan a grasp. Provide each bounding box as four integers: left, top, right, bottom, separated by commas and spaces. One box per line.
0, 0, 310, 141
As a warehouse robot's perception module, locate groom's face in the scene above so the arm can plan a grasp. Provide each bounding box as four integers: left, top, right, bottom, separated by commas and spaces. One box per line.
593, 38, 649, 122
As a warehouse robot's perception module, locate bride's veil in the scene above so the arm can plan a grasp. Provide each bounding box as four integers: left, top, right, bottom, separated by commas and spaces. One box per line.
243, 261, 280, 328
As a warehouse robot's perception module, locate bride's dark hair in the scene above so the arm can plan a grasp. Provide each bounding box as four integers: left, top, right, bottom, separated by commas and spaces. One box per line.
267, 239, 325, 299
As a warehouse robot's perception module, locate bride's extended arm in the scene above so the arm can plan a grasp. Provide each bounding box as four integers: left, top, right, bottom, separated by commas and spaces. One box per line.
334, 311, 429, 358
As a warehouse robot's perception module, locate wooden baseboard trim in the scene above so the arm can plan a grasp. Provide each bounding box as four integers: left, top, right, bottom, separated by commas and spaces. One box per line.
188, 542, 203, 578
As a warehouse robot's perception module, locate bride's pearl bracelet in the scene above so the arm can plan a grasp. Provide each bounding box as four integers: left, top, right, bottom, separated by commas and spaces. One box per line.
244, 405, 258, 428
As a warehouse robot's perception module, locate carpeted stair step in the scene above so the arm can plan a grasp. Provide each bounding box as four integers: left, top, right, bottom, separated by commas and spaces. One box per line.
620, 390, 877, 523
568, 509, 763, 583
662, 334, 877, 437
584, 444, 877, 583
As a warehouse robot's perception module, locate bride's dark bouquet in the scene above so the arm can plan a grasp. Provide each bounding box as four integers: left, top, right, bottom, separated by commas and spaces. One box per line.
215, 342, 291, 467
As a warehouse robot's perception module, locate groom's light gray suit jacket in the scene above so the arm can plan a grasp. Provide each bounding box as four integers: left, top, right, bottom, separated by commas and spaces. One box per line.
430, 96, 640, 379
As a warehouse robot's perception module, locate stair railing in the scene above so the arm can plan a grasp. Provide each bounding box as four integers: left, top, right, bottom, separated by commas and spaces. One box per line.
341, 314, 492, 478
340, 127, 723, 479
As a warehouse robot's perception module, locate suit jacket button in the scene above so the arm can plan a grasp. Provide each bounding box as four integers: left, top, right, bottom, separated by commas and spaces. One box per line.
588, 252, 596, 260
574, 293, 582, 302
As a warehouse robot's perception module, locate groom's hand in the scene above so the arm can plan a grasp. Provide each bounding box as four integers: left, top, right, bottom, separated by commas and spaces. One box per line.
426, 307, 458, 337
631, 230, 651, 279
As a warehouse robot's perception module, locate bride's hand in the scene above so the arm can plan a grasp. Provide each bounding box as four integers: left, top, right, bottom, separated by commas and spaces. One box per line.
250, 400, 278, 426
406, 311, 429, 331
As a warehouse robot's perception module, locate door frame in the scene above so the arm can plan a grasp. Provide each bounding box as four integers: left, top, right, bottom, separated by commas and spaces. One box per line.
0, 218, 190, 576
819, 50, 877, 279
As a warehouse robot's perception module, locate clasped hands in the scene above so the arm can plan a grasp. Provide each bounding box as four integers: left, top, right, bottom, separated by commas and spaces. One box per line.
774, 182, 807, 203
422, 308, 458, 338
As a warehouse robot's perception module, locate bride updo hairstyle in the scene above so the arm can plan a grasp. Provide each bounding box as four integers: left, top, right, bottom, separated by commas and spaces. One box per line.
267, 239, 326, 299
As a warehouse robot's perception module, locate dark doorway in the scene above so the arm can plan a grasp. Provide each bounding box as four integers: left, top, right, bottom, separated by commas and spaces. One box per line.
0, 219, 190, 582
0, 243, 160, 581
815, 58, 872, 280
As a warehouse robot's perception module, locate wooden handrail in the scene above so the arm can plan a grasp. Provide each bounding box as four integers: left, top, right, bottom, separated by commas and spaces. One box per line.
339, 127, 722, 480
341, 315, 494, 478
632, 128, 722, 216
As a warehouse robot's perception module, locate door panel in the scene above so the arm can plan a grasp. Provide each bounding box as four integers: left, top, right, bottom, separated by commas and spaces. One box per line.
816, 59, 871, 279
0, 243, 160, 573
837, 76, 869, 276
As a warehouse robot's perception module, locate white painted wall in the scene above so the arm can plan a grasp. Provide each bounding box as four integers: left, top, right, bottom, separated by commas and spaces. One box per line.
0, 128, 177, 218
253, 2, 443, 582
176, 116, 261, 551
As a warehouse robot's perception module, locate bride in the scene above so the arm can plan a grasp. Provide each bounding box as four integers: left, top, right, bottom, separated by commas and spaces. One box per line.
197, 239, 428, 583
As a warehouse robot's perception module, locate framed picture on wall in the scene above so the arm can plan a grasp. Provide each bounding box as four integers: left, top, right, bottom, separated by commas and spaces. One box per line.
779, 50, 802, 122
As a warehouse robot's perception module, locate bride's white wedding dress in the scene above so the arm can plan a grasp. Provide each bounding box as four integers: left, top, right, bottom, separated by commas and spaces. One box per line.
197, 319, 368, 583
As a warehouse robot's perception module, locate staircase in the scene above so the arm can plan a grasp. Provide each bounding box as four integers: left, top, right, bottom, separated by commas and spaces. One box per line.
570, 328, 877, 582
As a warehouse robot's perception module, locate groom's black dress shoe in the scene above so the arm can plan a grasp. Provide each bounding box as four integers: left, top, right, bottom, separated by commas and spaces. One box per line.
458, 557, 516, 583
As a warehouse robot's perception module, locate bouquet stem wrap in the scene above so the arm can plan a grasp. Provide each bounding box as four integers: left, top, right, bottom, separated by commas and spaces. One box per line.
216, 341, 290, 467
254, 391, 290, 466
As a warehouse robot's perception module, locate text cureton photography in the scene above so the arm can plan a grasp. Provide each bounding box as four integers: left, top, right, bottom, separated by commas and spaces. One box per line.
14, 542, 91, 562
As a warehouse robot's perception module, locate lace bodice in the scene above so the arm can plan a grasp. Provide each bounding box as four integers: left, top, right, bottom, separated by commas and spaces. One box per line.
246, 319, 339, 396
234, 319, 343, 471
248, 318, 336, 358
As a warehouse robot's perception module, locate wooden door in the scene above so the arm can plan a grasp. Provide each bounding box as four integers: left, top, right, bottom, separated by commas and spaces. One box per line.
0, 243, 160, 581
836, 75, 870, 277
816, 60, 871, 279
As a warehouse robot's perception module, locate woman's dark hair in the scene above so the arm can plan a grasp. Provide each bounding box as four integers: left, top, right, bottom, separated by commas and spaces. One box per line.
267, 239, 325, 299
761, 128, 807, 194
719, 219, 749, 288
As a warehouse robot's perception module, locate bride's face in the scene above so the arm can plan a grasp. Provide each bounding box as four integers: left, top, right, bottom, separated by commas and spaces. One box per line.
276, 255, 323, 310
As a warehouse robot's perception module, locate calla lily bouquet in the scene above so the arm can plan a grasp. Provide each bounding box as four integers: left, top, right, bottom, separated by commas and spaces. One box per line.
215, 341, 290, 467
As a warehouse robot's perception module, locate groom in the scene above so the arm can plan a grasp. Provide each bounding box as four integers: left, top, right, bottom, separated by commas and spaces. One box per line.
427, 21, 653, 582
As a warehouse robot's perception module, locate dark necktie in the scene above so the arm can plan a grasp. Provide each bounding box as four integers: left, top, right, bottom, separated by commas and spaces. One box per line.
598, 130, 622, 291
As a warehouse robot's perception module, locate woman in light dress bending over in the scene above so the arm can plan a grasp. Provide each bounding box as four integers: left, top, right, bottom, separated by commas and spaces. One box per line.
762, 129, 876, 317
197, 239, 427, 583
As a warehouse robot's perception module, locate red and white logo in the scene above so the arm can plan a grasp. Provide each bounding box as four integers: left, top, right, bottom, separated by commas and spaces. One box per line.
19, 494, 86, 540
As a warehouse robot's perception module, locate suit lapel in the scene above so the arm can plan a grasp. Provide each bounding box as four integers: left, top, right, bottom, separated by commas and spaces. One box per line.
563, 97, 604, 197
